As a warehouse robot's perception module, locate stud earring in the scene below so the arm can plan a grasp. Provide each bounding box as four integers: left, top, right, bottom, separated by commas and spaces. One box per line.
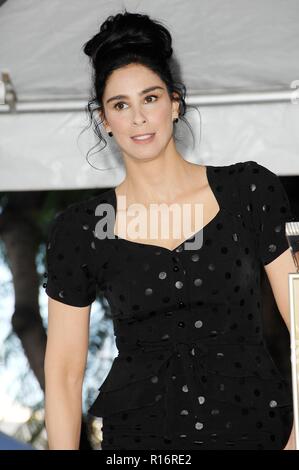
108, 131, 113, 137
173, 117, 178, 123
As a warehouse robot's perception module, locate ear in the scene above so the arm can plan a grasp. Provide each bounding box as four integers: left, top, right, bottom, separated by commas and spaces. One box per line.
171, 91, 181, 118
98, 109, 110, 132
98, 109, 105, 123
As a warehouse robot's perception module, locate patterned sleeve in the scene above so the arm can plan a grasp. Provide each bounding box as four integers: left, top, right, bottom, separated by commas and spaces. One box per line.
43, 204, 97, 307
240, 160, 295, 266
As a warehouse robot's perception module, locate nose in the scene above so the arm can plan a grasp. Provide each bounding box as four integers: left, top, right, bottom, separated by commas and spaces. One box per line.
132, 107, 147, 126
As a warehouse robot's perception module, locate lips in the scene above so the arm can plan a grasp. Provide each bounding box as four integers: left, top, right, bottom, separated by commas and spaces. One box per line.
131, 133, 155, 141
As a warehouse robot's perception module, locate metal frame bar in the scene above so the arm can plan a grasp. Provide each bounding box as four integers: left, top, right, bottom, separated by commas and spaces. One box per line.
0, 89, 297, 113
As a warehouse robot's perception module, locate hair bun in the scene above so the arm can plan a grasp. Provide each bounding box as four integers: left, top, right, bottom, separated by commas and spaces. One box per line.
83, 11, 173, 63
81, 10, 189, 166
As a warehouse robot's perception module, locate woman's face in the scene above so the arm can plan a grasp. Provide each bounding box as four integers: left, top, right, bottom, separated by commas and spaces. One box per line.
100, 63, 179, 160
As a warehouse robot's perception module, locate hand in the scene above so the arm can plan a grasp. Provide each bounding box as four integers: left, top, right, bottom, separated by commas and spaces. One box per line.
283, 424, 296, 450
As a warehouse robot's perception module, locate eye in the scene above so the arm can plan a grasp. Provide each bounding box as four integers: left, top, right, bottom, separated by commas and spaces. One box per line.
145, 94, 158, 103
114, 102, 127, 111
114, 95, 158, 111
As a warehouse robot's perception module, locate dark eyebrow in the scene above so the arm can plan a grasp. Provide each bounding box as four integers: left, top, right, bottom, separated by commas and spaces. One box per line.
106, 86, 164, 104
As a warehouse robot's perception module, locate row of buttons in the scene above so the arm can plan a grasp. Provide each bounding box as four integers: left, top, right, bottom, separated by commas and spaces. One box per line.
171, 252, 187, 308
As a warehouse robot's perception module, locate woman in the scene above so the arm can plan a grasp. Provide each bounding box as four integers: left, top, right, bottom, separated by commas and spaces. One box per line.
43, 10, 296, 450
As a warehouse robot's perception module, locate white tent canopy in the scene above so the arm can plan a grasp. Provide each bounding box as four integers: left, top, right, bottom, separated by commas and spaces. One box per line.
0, 0, 299, 190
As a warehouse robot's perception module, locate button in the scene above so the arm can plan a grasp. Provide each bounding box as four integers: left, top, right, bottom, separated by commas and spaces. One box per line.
210, 330, 218, 337
178, 301, 185, 308
195, 422, 204, 430
161, 333, 170, 340
173, 266, 179, 272
165, 311, 173, 317
178, 321, 185, 328
145, 288, 153, 295
176, 245, 183, 252
175, 281, 183, 289
159, 271, 167, 279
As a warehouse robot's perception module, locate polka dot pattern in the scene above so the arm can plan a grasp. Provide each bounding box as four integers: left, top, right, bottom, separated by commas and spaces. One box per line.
43, 161, 294, 449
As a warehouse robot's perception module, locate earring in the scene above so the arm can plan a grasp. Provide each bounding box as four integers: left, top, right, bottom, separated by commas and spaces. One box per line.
173, 117, 178, 123
108, 131, 113, 137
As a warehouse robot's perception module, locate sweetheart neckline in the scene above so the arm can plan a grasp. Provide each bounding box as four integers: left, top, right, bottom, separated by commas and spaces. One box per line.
113, 208, 222, 253
111, 165, 222, 253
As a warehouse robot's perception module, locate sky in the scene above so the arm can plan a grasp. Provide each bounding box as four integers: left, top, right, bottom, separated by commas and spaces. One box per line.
0, 259, 30, 431
0, 252, 117, 442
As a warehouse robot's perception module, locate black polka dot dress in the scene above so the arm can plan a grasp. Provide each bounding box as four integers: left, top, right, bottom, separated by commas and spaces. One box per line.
43, 160, 295, 450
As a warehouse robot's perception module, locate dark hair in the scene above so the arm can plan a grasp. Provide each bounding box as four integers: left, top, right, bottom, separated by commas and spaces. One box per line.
81, 9, 197, 168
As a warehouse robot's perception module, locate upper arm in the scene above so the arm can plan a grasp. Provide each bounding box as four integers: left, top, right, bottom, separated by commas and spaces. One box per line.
240, 160, 296, 330
43, 206, 97, 307
264, 247, 297, 332
250, 162, 294, 266
43, 204, 98, 378
45, 297, 91, 380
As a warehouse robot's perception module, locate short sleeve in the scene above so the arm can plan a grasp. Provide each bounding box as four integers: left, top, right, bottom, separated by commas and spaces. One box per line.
43, 205, 97, 307
241, 160, 295, 266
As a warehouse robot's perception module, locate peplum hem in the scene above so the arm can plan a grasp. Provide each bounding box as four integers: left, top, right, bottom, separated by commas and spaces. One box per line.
87, 339, 293, 436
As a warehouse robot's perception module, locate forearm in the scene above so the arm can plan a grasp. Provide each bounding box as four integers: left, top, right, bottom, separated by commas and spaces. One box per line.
283, 422, 296, 450
45, 378, 83, 450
